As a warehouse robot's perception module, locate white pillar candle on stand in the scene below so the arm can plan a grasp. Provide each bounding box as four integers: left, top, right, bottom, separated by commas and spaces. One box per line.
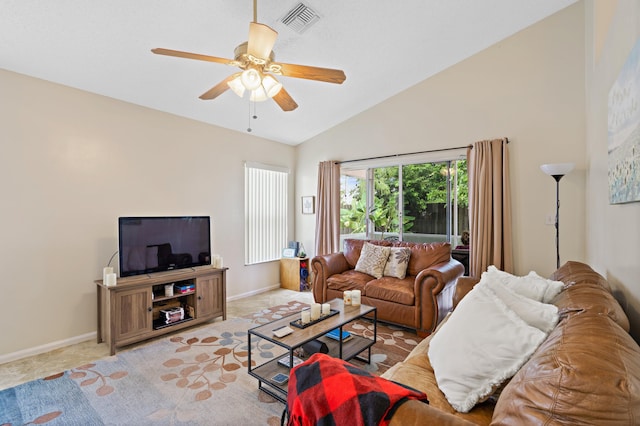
310, 303, 321, 321
301, 309, 311, 324
351, 290, 361, 307
105, 273, 117, 287
321, 303, 331, 316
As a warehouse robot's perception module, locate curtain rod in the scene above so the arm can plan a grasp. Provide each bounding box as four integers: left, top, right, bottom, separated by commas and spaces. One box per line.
338, 145, 470, 165
337, 138, 509, 165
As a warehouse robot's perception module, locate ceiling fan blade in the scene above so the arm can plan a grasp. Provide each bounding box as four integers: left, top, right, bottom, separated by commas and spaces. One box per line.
247, 22, 278, 59
275, 62, 346, 84
151, 48, 233, 65
199, 75, 235, 100
272, 87, 298, 111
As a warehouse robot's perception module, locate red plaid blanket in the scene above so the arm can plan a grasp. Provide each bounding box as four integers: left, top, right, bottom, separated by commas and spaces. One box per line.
287, 353, 428, 426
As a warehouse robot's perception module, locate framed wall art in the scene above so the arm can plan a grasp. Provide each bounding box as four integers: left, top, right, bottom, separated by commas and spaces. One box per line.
302, 196, 315, 214
608, 36, 640, 204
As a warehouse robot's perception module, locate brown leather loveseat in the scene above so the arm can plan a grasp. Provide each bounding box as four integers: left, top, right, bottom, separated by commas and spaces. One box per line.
383, 261, 640, 425
311, 238, 464, 335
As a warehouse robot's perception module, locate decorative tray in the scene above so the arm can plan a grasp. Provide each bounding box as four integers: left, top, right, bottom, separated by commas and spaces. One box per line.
290, 309, 339, 329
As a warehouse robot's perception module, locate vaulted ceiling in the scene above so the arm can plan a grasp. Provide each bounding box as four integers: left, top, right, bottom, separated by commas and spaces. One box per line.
1, 0, 577, 145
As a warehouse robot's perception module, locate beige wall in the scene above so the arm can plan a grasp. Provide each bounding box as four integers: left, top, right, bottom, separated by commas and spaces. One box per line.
585, 0, 640, 340
297, 3, 586, 278
0, 70, 295, 357
5, 0, 640, 359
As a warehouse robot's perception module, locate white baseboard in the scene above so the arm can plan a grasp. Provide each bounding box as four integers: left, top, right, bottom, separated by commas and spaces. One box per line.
2, 286, 284, 365
0, 332, 97, 365
226, 283, 281, 301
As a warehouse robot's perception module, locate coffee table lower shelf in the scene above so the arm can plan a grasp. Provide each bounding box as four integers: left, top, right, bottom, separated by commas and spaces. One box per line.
247, 300, 377, 404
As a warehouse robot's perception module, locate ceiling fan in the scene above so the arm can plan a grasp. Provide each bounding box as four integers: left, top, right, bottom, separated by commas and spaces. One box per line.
151, 0, 346, 112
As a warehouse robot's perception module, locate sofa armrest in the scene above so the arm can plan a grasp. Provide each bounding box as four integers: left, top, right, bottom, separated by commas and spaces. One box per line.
453, 276, 480, 310
389, 400, 476, 426
414, 258, 465, 333
311, 253, 350, 303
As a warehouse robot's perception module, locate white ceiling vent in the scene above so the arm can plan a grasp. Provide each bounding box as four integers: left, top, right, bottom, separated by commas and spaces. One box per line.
280, 3, 320, 34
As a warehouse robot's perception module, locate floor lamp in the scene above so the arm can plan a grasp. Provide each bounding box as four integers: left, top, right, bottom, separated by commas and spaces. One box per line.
540, 163, 575, 269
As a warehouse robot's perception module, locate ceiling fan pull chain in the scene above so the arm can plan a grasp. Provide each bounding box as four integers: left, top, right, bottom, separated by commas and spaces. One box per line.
247, 100, 252, 132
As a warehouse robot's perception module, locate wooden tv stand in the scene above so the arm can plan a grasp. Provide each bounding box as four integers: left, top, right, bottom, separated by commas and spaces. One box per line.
95, 266, 227, 355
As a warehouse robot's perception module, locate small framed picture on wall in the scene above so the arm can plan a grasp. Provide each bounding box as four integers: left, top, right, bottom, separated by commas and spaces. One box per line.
302, 196, 315, 214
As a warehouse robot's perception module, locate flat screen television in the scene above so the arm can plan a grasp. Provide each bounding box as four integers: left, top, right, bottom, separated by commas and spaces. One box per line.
118, 216, 211, 277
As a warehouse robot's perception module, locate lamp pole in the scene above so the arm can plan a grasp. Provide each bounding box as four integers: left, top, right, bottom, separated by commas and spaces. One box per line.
540, 163, 574, 271
552, 175, 563, 270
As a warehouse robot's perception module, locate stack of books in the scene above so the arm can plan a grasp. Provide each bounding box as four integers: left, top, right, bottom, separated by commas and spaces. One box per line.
324, 328, 352, 342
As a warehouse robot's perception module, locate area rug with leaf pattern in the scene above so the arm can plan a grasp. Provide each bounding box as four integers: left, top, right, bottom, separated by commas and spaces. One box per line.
0, 300, 423, 425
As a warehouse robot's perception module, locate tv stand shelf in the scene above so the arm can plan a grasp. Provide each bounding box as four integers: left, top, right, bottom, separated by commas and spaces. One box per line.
95, 266, 227, 355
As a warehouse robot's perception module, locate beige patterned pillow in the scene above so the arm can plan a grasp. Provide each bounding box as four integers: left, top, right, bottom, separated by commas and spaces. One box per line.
384, 247, 411, 279
354, 243, 391, 279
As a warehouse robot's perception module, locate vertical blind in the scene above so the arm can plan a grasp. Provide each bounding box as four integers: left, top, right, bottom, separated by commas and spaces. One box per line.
244, 162, 288, 265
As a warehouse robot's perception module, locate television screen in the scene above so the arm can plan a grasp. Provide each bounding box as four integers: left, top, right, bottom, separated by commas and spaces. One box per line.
118, 216, 211, 277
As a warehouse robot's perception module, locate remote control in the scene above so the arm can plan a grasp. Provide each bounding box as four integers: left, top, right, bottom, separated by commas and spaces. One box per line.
273, 325, 294, 338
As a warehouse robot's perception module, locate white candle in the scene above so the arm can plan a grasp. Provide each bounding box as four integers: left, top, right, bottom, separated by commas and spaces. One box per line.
301, 309, 311, 324
103, 267, 113, 283
322, 303, 331, 316
310, 303, 321, 321
343, 290, 352, 305
351, 290, 361, 307
105, 273, 117, 287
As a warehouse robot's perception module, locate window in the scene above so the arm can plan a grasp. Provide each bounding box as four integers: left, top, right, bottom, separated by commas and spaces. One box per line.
340, 152, 468, 247
244, 162, 288, 265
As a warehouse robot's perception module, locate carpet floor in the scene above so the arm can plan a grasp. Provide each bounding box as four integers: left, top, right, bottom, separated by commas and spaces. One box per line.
0, 301, 423, 425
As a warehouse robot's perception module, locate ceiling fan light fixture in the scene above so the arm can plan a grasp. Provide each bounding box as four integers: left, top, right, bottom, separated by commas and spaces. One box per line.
250, 86, 268, 102
227, 73, 246, 97
241, 68, 262, 90
262, 74, 283, 98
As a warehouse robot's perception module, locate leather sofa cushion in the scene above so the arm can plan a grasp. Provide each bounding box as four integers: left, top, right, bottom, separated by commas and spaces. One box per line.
342, 239, 451, 277
551, 261, 630, 332
492, 279, 640, 425
327, 270, 371, 292
365, 276, 415, 306
395, 241, 451, 276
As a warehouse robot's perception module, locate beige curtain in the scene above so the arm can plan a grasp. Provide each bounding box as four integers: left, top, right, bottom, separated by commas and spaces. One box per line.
467, 138, 513, 276
315, 161, 341, 256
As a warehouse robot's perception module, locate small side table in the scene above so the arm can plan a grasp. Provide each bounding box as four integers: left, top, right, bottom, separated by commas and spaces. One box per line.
280, 257, 310, 291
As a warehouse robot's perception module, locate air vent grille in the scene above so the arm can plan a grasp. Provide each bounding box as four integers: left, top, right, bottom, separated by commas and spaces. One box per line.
280, 3, 320, 34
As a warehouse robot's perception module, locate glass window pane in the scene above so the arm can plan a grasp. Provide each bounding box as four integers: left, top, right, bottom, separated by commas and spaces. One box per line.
371, 166, 399, 241
402, 162, 450, 243
340, 170, 367, 245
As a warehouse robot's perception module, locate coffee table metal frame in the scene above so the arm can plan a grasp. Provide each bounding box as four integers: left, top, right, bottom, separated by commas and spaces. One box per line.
247, 298, 377, 403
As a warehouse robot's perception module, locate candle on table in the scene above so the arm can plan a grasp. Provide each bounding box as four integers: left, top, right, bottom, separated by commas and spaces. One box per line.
343, 291, 352, 305
310, 303, 321, 321
301, 309, 311, 324
321, 303, 331, 316
351, 290, 361, 307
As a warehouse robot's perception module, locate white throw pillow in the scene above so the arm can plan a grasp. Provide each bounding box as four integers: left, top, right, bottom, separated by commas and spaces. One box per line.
428, 285, 548, 413
354, 243, 391, 279
383, 247, 411, 279
478, 275, 559, 333
485, 265, 564, 303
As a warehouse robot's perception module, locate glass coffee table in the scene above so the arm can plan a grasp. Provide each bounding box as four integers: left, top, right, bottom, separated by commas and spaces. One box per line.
248, 298, 377, 403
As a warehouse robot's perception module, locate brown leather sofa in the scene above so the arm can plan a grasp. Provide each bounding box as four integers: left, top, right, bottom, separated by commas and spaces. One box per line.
311, 238, 464, 335
382, 261, 640, 425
